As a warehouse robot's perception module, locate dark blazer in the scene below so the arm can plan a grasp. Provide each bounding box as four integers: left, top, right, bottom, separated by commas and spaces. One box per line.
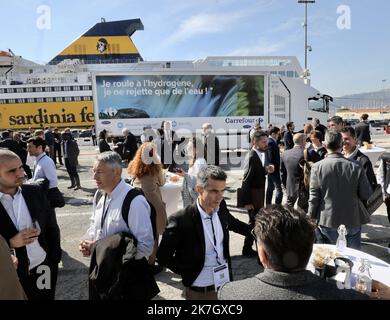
63, 139, 80, 166
281, 146, 304, 197
266, 137, 280, 174
241, 149, 267, 207
284, 131, 294, 150
352, 150, 377, 191
98, 139, 111, 153
219, 269, 368, 300
0, 139, 25, 162
89, 232, 159, 300
156, 200, 251, 287
0, 185, 62, 280
123, 132, 138, 162
307, 145, 327, 163
354, 121, 371, 145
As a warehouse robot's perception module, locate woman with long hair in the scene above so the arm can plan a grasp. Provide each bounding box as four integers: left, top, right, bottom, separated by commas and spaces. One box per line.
128, 142, 166, 274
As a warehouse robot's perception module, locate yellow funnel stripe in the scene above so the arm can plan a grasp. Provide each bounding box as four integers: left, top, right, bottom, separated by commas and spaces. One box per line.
58, 36, 139, 56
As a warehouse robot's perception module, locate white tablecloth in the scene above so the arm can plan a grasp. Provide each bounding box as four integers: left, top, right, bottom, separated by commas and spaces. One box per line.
359, 146, 386, 165
160, 175, 182, 217
309, 244, 390, 287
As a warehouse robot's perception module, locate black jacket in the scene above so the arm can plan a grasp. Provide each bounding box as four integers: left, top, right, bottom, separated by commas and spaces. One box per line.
354, 121, 371, 145
89, 232, 159, 300
157, 200, 251, 287
352, 150, 377, 191
284, 131, 294, 150
0, 185, 61, 279
267, 137, 280, 174
241, 149, 268, 205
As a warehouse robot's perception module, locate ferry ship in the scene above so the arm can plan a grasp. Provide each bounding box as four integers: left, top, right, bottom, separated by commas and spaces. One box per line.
0, 18, 144, 130
0, 18, 326, 132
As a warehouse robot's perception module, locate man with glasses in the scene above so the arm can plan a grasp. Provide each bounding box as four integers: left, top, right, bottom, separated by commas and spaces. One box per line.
157, 165, 251, 300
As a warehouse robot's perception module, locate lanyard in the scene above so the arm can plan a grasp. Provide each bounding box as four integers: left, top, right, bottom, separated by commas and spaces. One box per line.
203, 216, 222, 265
100, 194, 111, 231
34, 154, 46, 175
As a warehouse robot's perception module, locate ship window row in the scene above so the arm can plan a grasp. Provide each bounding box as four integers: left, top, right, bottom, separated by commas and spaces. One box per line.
0, 85, 92, 94
0, 96, 92, 104
270, 71, 300, 78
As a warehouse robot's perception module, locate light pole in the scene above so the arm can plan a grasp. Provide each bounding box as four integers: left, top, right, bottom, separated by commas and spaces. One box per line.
298, 0, 315, 84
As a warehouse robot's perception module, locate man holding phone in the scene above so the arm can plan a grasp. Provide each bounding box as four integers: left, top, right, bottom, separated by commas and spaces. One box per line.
0, 149, 61, 300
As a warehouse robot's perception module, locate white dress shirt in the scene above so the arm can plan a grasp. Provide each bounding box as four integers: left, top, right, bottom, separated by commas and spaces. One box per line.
87, 179, 154, 260
253, 147, 265, 167
0, 188, 46, 270
192, 199, 226, 287
31, 153, 58, 189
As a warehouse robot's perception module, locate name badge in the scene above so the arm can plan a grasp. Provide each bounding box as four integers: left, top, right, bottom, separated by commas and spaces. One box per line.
213, 263, 230, 290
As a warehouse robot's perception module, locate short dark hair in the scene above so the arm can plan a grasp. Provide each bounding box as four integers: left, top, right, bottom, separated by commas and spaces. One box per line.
361, 114, 369, 120
251, 131, 268, 144
27, 137, 47, 150
269, 126, 280, 136
340, 126, 356, 138
254, 205, 315, 272
196, 165, 227, 188
309, 130, 323, 142
286, 121, 294, 130
329, 116, 343, 125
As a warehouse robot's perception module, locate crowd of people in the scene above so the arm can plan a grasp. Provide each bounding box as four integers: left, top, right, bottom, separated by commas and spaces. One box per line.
1, 114, 390, 301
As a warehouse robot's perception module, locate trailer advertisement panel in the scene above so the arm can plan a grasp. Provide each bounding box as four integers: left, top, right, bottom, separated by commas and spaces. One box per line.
93, 73, 265, 135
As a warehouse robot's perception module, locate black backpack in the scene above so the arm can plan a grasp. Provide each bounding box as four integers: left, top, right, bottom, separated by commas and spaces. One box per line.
95, 188, 157, 240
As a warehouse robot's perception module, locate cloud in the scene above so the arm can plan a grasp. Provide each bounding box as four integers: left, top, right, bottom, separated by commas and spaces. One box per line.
165, 11, 248, 45
270, 17, 303, 33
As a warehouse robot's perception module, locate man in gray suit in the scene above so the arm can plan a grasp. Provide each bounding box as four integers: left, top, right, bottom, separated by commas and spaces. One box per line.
308, 130, 372, 249
218, 205, 367, 300
280, 133, 306, 210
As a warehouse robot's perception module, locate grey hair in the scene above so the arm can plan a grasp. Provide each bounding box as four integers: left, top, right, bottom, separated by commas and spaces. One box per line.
196, 165, 227, 188
325, 130, 343, 151
0, 149, 20, 164
96, 151, 122, 170
122, 128, 129, 135
293, 133, 306, 146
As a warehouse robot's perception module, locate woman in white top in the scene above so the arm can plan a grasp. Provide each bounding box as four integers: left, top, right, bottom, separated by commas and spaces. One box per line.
176, 137, 207, 208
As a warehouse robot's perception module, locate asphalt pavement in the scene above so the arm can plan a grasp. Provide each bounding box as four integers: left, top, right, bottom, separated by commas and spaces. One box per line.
55, 135, 390, 300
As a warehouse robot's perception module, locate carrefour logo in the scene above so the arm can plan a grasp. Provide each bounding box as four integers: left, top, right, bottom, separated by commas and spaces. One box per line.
225, 117, 262, 124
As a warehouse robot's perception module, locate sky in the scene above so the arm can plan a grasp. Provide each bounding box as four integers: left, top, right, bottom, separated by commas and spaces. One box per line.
0, 0, 389, 97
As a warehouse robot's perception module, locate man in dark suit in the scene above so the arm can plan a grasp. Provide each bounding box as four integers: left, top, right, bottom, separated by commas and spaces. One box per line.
62, 132, 81, 190
312, 118, 327, 141
0, 149, 61, 300
157, 165, 251, 300
284, 121, 295, 150
341, 127, 377, 191
122, 128, 138, 163
354, 113, 371, 145
266, 127, 283, 205
240, 131, 274, 256
218, 205, 368, 300
280, 133, 306, 210
202, 123, 220, 166
158, 121, 177, 170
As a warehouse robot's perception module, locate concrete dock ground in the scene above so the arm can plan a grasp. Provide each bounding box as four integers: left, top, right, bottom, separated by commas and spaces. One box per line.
55, 134, 390, 300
